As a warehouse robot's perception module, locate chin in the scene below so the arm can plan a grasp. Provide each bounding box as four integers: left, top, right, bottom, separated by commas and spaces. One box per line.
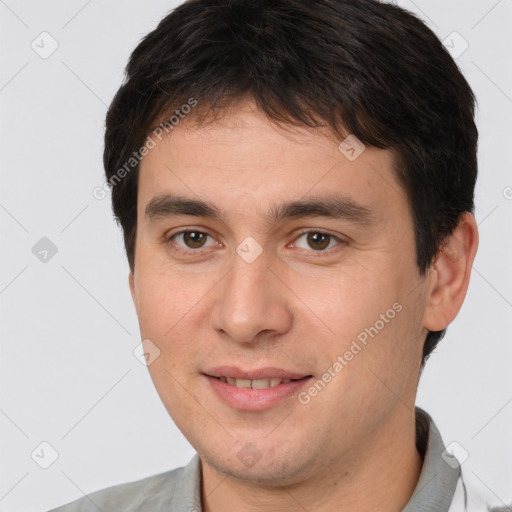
200, 441, 319, 487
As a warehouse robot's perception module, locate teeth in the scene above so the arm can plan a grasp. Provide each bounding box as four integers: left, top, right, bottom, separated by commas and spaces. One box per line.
251, 378, 271, 389
219, 377, 295, 388
236, 378, 252, 388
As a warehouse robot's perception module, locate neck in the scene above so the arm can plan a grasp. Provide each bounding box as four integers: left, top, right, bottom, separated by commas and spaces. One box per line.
201, 408, 423, 512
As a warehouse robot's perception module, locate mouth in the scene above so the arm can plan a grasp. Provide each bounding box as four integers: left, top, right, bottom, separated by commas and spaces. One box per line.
210, 375, 312, 389
203, 367, 313, 410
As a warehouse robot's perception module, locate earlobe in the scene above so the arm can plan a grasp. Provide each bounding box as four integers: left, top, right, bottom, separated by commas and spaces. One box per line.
423, 212, 479, 332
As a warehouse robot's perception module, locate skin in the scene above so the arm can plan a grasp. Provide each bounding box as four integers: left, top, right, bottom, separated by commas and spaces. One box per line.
129, 100, 479, 512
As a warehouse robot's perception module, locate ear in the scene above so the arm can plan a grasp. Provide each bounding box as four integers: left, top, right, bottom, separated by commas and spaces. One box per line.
423, 212, 479, 332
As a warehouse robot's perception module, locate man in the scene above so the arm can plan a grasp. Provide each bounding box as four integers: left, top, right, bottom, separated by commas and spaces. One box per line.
50, 0, 508, 510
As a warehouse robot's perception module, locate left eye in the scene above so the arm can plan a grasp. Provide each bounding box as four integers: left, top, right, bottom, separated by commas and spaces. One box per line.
294, 232, 342, 251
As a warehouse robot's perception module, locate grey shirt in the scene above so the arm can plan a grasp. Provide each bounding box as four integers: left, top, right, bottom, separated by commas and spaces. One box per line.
48, 407, 505, 511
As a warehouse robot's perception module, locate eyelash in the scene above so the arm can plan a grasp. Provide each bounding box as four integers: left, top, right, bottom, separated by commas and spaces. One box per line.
164, 228, 346, 257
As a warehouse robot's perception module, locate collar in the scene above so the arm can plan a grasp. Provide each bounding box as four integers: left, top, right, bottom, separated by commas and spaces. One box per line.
402, 406, 461, 511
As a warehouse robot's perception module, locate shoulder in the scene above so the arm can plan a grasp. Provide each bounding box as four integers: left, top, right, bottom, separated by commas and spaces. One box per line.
48, 465, 186, 512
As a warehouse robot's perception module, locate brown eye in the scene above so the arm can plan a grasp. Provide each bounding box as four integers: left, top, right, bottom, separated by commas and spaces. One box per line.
167, 230, 218, 254
293, 231, 345, 253
182, 231, 208, 248
306, 232, 331, 251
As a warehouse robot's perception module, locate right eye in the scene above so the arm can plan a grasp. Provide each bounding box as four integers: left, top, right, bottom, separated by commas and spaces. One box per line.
165, 229, 222, 255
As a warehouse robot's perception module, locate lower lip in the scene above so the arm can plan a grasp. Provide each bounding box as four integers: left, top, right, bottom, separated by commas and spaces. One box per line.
205, 375, 312, 411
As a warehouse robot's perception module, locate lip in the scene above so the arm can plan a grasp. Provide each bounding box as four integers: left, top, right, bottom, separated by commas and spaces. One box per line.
204, 366, 310, 380
203, 367, 313, 411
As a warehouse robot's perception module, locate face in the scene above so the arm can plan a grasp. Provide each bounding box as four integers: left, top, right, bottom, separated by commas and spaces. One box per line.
129, 102, 430, 486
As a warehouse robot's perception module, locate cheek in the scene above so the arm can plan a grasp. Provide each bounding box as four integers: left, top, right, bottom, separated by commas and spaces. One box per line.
290, 267, 401, 346
135, 269, 205, 414
292, 264, 421, 392
133, 264, 219, 386
133, 262, 205, 336
133, 273, 172, 339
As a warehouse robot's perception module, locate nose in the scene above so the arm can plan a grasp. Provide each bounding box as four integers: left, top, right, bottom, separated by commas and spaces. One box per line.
209, 249, 294, 345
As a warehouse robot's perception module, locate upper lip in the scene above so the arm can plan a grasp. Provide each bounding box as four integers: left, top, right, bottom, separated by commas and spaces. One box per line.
205, 366, 311, 380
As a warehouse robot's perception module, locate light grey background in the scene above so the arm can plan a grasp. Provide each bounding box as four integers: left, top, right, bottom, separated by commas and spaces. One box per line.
0, 0, 511, 510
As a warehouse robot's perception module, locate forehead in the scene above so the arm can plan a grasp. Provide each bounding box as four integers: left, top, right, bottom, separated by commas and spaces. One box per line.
137, 104, 407, 227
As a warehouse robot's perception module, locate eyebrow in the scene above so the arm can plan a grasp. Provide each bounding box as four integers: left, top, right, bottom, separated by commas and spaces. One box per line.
145, 193, 377, 227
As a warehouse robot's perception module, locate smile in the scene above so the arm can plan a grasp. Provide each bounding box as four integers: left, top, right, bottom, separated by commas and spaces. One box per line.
206, 373, 313, 411
215, 376, 301, 389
